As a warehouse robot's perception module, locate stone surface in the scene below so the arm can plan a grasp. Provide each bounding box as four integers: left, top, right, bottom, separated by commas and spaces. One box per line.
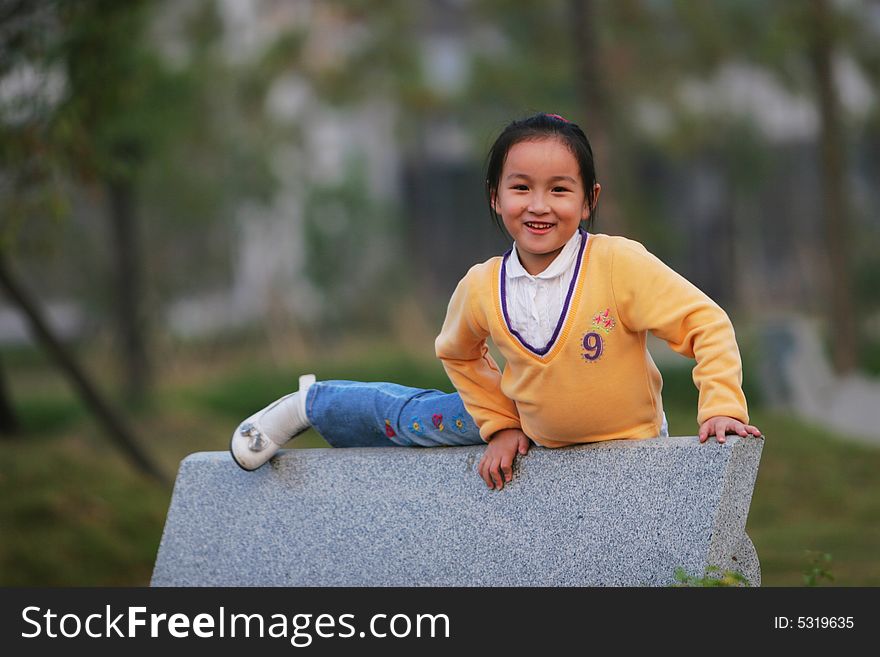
151, 435, 763, 587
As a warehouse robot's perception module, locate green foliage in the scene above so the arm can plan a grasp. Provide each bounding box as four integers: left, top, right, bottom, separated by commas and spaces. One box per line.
0, 438, 168, 586
54, 0, 155, 181
673, 550, 835, 587
673, 565, 749, 587
803, 551, 834, 587
859, 335, 880, 378
301, 159, 406, 333
312, 1, 420, 106
854, 256, 880, 315
0, 0, 279, 300
16, 394, 86, 436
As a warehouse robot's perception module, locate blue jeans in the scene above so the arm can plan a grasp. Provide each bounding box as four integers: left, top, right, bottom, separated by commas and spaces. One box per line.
305, 381, 669, 447
305, 381, 485, 448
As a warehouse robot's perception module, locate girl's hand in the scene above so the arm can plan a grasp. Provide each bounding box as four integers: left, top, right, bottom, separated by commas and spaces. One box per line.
698, 416, 762, 444
479, 428, 531, 490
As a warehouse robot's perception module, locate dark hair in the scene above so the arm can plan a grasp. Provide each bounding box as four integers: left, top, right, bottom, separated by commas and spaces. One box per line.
485, 112, 598, 233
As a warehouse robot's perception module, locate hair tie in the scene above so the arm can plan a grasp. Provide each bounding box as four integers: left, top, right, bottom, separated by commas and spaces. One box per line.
546, 113, 569, 123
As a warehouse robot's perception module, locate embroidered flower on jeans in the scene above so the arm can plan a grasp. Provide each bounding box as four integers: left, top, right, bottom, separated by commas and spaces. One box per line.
411, 418, 425, 436
452, 415, 468, 434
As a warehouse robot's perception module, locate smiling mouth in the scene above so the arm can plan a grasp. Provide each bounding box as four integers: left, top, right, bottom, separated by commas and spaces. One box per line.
524, 222, 555, 230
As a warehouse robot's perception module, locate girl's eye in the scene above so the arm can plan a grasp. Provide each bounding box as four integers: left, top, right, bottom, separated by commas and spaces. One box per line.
512, 184, 528, 191
552, 186, 571, 193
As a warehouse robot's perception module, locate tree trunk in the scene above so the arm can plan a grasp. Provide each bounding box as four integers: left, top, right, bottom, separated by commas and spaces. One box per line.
809, 0, 858, 374
569, 0, 625, 235
0, 353, 20, 436
0, 253, 167, 483
107, 178, 150, 403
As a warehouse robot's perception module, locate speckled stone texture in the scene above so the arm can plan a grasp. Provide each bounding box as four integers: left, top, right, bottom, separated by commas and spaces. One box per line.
151, 435, 763, 587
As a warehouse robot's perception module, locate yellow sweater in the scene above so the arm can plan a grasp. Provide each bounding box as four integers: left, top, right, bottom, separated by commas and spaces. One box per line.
435, 232, 749, 447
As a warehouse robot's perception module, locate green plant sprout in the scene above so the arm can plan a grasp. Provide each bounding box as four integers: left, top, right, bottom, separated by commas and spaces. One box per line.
672, 565, 750, 587
803, 551, 834, 586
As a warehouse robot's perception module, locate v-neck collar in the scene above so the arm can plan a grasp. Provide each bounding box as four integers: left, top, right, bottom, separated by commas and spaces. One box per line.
498, 228, 589, 358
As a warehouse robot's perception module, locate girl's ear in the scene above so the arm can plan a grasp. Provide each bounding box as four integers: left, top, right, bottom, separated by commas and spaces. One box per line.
584, 182, 601, 218
490, 191, 499, 214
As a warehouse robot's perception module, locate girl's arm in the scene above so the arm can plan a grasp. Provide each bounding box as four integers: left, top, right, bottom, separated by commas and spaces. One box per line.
435, 266, 521, 442
610, 240, 750, 427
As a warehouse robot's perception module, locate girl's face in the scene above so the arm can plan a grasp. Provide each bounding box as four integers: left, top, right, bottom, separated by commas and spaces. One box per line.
493, 137, 600, 275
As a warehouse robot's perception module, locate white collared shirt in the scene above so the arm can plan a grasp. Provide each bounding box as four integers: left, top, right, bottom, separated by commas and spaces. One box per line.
505, 230, 585, 350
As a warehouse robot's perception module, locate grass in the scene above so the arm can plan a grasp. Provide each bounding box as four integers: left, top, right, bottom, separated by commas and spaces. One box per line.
1, 342, 878, 585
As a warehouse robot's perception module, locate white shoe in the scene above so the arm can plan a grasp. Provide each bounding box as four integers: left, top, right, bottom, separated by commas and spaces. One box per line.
230, 374, 316, 471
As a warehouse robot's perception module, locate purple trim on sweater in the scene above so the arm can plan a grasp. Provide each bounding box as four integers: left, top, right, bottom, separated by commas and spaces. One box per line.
500, 229, 588, 356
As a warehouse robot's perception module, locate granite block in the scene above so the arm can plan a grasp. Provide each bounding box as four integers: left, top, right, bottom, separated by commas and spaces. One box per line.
151, 435, 763, 586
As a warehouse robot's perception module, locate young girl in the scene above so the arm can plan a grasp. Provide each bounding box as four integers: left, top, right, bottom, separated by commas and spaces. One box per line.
230, 112, 761, 489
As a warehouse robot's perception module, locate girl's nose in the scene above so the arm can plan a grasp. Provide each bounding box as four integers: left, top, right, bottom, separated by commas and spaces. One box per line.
527, 193, 549, 214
